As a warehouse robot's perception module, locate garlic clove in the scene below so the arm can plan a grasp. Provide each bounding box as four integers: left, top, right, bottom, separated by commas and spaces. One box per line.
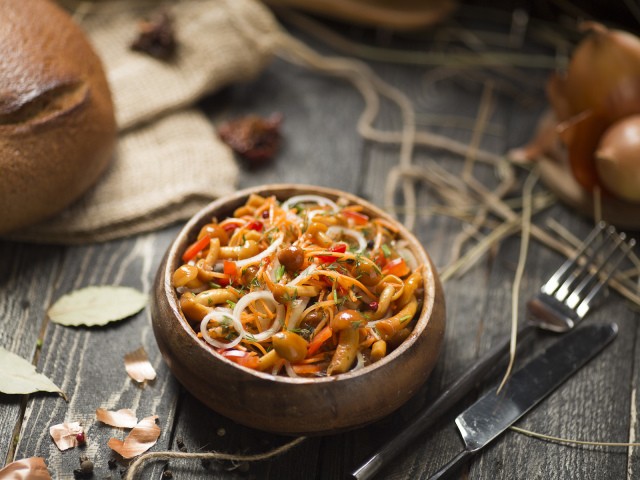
595, 115, 640, 203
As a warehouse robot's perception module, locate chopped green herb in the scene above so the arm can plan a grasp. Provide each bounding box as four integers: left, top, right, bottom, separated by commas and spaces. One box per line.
226, 299, 237, 309
332, 288, 346, 307
291, 327, 313, 340
381, 244, 392, 258
275, 264, 286, 282
209, 281, 221, 289
398, 315, 412, 323
282, 289, 299, 303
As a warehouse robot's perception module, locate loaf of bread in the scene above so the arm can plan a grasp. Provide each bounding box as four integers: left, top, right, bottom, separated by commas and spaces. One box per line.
0, 0, 116, 234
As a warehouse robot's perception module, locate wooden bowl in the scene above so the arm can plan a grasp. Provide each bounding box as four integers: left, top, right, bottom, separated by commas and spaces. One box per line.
151, 184, 445, 435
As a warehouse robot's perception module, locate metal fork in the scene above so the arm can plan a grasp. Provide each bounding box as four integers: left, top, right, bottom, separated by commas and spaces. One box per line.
352, 222, 635, 480
527, 222, 635, 333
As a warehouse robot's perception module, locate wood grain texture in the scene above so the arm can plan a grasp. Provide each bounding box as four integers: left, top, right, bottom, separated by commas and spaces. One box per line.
0, 241, 67, 460
8, 231, 181, 479
1, 10, 639, 480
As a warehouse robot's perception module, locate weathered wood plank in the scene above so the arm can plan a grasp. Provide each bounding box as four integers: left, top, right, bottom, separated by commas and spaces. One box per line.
2, 10, 639, 480
470, 214, 636, 480
12, 229, 182, 479
0, 242, 65, 464
205, 55, 366, 194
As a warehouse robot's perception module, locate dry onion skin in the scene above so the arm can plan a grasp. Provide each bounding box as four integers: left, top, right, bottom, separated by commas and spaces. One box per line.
49, 422, 84, 451
0, 457, 52, 480
172, 193, 425, 377
96, 408, 139, 429
548, 22, 640, 200
123, 346, 157, 383
107, 415, 161, 459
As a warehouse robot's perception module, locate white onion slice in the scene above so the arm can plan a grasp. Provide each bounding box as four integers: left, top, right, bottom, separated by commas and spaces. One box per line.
232, 291, 284, 342
353, 351, 365, 371
326, 226, 367, 253
286, 211, 302, 224
286, 297, 310, 330
251, 304, 285, 342
281, 195, 338, 212
200, 310, 242, 350
234, 234, 283, 269
269, 259, 283, 283
284, 361, 299, 378
286, 264, 317, 287
396, 244, 418, 271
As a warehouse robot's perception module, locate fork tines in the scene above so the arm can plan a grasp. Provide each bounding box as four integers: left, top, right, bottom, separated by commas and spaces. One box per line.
528, 221, 636, 332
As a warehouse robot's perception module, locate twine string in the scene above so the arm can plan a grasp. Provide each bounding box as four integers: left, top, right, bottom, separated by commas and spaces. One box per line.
124, 436, 306, 480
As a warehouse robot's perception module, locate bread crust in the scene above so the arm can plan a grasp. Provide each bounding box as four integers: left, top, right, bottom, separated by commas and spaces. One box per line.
0, 0, 116, 234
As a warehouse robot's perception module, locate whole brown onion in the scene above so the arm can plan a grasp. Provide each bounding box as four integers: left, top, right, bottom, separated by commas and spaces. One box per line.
595, 115, 640, 203
547, 22, 640, 197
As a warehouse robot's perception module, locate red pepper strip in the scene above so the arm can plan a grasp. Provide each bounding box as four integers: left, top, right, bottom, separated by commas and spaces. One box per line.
317, 243, 347, 263
182, 235, 211, 263
343, 209, 369, 225
220, 350, 260, 369
223, 260, 237, 277
215, 275, 231, 287
381, 257, 411, 277
222, 221, 242, 233
246, 220, 263, 232
307, 325, 333, 357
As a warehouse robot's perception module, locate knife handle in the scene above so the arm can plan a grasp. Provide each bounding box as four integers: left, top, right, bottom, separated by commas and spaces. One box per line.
427, 449, 474, 480
351, 323, 536, 480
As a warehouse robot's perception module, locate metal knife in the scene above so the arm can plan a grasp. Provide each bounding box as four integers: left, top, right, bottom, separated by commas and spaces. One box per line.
428, 322, 618, 480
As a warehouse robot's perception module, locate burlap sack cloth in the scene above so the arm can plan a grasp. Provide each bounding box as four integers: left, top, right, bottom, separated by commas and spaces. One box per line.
9, 0, 279, 244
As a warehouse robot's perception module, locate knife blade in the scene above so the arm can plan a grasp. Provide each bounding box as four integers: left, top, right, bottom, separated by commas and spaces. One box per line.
428, 322, 618, 480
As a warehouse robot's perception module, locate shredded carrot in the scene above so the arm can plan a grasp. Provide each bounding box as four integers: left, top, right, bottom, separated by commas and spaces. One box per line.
307, 325, 333, 357
292, 364, 325, 375
314, 269, 376, 299
174, 193, 423, 377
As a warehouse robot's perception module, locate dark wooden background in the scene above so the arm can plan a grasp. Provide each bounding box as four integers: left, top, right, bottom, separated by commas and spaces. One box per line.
2, 3, 640, 479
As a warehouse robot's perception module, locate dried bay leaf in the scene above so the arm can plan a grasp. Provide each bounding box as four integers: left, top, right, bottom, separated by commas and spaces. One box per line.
108, 415, 161, 459
0, 347, 63, 396
124, 346, 157, 383
0, 457, 52, 479
96, 408, 139, 428
48, 286, 147, 327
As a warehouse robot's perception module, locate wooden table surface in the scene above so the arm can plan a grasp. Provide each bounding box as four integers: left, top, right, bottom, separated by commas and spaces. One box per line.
2, 6, 640, 480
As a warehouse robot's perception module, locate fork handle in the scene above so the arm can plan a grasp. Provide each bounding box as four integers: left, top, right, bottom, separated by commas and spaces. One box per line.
351, 323, 536, 480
